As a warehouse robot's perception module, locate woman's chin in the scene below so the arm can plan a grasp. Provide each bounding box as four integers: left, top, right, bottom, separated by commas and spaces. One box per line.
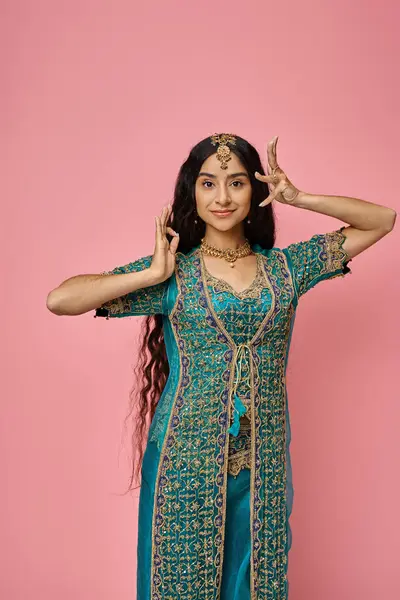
206, 217, 244, 232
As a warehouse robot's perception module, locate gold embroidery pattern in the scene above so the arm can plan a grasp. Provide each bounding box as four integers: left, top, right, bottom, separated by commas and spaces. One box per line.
227, 446, 251, 477
151, 252, 234, 600
149, 248, 296, 600
97, 256, 167, 317
203, 259, 271, 480
249, 250, 294, 599
199, 251, 280, 600
227, 414, 251, 477
204, 253, 266, 300
143, 232, 350, 600
284, 228, 351, 299
325, 228, 351, 272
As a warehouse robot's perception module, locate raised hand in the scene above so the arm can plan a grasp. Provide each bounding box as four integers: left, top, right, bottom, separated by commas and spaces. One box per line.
149, 205, 180, 283
255, 136, 301, 206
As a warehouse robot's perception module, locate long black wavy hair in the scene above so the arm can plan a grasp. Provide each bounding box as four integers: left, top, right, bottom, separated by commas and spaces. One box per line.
124, 134, 276, 492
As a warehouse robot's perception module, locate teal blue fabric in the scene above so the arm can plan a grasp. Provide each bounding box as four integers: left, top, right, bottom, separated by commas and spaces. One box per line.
220, 470, 251, 600
137, 440, 159, 600
96, 229, 351, 600
137, 442, 252, 600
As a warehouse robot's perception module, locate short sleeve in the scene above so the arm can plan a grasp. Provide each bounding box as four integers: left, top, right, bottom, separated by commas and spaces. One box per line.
94, 255, 168, 318
282, 227, 352, 301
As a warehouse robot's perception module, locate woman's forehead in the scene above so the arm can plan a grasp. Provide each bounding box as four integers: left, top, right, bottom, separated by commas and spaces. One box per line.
199, 152, 246, 175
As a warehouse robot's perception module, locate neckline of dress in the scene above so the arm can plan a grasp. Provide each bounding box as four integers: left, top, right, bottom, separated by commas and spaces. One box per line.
197, 249, 265, 299
195, 248, 277, 350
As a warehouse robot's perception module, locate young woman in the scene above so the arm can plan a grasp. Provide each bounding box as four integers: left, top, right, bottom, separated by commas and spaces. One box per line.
47, 133, 396, 600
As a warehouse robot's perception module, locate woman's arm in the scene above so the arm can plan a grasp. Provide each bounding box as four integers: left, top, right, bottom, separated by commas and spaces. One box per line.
46, 268, 162, 316
255, 136, 397, 261
46, 205, 179, 317
291, 192, 396, 260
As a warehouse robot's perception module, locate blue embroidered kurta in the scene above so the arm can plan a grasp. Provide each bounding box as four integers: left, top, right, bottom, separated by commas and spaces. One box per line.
96, 229, 351, 600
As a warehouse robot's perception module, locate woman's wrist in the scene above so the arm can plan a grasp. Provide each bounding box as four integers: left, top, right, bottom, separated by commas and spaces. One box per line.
289, 191, 315, 210
146, 265, 168, 286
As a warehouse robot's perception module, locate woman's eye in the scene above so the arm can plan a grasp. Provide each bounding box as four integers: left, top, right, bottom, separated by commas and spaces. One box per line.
201, 180, 244, 188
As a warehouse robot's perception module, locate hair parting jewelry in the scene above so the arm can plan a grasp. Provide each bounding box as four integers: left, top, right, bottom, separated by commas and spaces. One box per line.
210, 133, 237, 170
200, 238, 252, 268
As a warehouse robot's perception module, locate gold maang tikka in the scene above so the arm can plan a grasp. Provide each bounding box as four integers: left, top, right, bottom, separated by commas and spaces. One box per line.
210, 133, 237, 169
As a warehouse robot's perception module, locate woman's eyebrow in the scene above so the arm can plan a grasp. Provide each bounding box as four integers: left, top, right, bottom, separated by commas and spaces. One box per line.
198, 171, 249, 179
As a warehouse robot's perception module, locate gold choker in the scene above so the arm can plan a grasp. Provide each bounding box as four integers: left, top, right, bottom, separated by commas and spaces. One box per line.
200, 238, 252, 267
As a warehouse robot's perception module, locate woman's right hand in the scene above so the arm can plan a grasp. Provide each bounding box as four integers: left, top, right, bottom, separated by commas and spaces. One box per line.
149, 205, 180, 283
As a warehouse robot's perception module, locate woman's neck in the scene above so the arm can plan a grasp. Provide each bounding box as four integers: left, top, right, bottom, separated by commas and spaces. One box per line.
202, 225, 246, 250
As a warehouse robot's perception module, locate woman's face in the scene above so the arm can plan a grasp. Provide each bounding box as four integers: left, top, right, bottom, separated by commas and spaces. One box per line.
195, 152, 252, 232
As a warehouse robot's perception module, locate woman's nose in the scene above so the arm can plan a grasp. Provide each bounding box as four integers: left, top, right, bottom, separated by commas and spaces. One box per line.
216, 186, 231, 206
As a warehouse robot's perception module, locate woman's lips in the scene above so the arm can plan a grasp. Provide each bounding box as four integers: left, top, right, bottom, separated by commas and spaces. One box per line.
211, 210, 235, 218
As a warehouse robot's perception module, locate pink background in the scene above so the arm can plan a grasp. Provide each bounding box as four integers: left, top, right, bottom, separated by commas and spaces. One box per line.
2, 1, 399, 599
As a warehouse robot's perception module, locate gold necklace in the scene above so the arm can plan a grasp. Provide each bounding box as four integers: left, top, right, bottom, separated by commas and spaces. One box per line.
200, 238, 252, 267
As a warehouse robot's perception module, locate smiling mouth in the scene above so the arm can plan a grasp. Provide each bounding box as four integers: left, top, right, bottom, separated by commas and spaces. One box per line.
211, 210, 235, 215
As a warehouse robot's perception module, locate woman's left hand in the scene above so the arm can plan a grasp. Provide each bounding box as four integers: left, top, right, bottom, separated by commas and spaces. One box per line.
255, 136, 301, 206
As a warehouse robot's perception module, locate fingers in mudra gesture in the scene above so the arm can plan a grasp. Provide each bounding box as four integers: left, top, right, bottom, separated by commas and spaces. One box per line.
255, 136, 300, 207
151, 205, 180, 282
